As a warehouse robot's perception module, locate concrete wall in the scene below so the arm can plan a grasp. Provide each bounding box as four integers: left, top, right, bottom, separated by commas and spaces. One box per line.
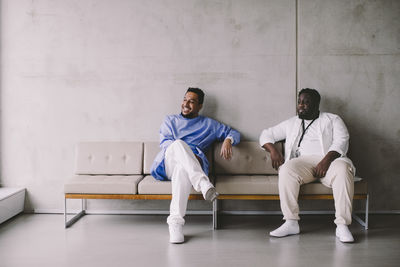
298, 0, 400, 211
0, 0, 398, 212
0, 0, 295, 212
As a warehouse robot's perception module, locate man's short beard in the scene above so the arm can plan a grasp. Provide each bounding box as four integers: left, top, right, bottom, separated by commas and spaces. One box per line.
298, 110, 319, 120
181, 112, 196, 119
298, 113, 309, 120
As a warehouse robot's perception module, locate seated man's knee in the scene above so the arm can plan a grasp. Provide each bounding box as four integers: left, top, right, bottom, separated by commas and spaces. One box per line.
279, 160, 299, 177
278, 161, 298, 183
329, 160, 354, 182
331, 160, 353, 175
170, 139, 186, 148
167, 140, 190, 153
278, 164, 290, 177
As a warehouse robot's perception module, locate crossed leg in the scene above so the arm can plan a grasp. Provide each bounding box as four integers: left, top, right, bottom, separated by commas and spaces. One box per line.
164, 140, 217, 243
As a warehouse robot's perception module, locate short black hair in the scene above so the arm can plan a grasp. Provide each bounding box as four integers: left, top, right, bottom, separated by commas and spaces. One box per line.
299, 88, 321, 105
186, 87, 205, 104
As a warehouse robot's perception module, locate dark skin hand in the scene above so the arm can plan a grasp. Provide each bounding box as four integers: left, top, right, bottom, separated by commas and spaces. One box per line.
314, 151, 340, 178
262, 143, 284, 170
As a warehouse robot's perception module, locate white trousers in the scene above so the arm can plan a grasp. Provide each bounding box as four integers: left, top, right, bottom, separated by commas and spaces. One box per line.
278, 155, 354, 225
165, 140, 211, 225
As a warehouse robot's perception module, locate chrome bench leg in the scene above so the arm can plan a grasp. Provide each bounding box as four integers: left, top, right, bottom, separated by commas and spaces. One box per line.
352, 194, 369, 230
213, 199, 218, 230
365, 194, 369, 230
64, 197, 86, 228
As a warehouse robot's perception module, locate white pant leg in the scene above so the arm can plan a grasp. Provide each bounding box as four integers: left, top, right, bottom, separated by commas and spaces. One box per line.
278, 156, 321, 220
320, 159, 354, 225
165, 140, 210, 225
165, 140, 209, 191
167, 164, 192, 225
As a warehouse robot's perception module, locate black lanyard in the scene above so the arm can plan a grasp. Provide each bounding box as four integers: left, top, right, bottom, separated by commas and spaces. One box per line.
297, 118, 317, 148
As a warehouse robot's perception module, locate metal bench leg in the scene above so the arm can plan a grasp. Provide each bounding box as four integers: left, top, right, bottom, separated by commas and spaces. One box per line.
64, 197, 86, 228
365, 194, 369, 230
352, 194, 369, 230
213, 199, 218, 230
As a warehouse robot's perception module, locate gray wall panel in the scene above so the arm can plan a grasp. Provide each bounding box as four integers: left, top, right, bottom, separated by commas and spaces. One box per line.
0, 0, 295, 211
1, 0, 398, 212
298, 0, 400, 210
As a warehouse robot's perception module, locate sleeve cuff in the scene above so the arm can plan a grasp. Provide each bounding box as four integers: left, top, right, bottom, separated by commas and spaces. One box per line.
225, 136, 234, 144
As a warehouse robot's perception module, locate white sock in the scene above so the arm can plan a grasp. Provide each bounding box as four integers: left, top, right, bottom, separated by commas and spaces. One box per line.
270, 220, 300, 237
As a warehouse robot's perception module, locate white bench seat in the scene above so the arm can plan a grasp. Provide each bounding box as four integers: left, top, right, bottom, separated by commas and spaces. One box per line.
216, 175, 367, 195
65, 175, 143, 194
138, 175, 201, 195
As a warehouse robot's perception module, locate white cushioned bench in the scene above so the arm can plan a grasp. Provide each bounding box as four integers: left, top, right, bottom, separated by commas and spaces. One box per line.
64, 141, 368, 229
64, 142, 144, 195
212, 142, 368, 229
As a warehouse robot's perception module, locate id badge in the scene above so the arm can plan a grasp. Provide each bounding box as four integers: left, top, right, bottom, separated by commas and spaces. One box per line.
295, 148, 301, 158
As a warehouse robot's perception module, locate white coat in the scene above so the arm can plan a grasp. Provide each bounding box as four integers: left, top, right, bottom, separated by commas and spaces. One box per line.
259, 112, 355, 173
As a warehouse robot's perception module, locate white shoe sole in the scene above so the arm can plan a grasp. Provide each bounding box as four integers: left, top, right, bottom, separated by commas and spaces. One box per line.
270, 230, 300, 237
170, 238, 184, 244
336, 233, 354, 243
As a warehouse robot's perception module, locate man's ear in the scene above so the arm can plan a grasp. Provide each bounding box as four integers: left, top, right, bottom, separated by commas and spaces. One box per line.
199, 104, 203, 110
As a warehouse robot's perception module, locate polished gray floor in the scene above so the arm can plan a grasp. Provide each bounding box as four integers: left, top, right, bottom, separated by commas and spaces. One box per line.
0, 214, 399, 267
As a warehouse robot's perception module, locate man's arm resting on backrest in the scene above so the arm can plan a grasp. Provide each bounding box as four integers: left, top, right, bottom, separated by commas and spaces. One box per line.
259, 120, 288, 170
262, 143, 284, 170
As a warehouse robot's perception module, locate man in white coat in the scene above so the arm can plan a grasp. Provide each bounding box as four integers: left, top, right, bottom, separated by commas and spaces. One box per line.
259, 88, 355, 243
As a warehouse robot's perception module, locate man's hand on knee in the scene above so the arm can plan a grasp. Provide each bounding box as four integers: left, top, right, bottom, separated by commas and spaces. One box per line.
314, 151, 340, 178
314, 159, 331, 178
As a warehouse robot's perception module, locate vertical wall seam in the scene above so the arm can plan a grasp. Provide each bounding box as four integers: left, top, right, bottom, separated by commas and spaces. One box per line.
295, 0, 298, 113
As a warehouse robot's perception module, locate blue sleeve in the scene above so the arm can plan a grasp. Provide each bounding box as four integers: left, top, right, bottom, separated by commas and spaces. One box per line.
214, 120, 241, 145
150, 116, 175, 181
159, 116, 175, 150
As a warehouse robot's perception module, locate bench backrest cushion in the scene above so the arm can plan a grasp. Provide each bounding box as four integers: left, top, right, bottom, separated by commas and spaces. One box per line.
143, 142, 160, 175
75, 142, 143, 175
213, 141, 282, 175
143, 141, 213, 175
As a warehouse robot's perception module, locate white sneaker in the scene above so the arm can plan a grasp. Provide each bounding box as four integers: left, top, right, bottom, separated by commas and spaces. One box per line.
270, 220, 300, 237
336, 224, 354, 243
169, 223, 184, 244
204, 187, 219, 202
200, 180, 219, 202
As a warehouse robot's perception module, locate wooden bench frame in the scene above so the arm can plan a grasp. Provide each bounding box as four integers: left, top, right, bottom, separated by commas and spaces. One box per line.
64, 193, 369, 230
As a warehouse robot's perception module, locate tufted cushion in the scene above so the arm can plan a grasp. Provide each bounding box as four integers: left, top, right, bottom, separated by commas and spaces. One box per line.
64, 175, 143, 194
300, 178, 368, 195
216, 175, 279, 194
143, 141, 213, 175
213, 141, 282, 175
75, 142, 143, 175
216, 175, 368, 195
138, 175, 201, 194
143, 142, 160, 174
